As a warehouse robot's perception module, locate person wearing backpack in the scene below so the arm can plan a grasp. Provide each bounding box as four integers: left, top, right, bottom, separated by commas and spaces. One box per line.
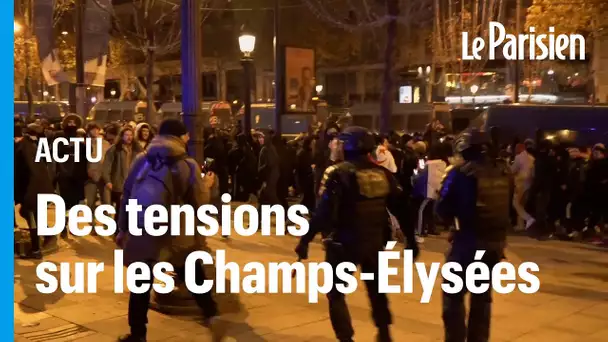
115, 119, 225, 342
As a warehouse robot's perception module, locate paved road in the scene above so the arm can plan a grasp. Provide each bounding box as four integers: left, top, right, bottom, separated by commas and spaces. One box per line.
13, 206, 608, 341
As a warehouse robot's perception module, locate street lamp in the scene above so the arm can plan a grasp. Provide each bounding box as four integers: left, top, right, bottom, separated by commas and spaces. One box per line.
547, 69, 554, 76
239, 32, 256, 135
470, 84, 479, 106
61, 31, 68, 36
110, 89, 117, 97
239, 34, 256, 58
315, 84, 323, 95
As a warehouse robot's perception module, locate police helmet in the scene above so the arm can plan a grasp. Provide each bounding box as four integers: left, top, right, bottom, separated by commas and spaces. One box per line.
339, 126, 375, 154
453, 129, 483, 161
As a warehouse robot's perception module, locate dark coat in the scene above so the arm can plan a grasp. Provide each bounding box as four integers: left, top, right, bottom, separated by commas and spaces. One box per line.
15, 136, 56, 214
120, 135, 210, 267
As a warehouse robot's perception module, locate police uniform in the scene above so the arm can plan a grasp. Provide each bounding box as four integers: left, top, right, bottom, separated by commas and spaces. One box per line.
296, 126, 419, 342
436, 131, 507, 342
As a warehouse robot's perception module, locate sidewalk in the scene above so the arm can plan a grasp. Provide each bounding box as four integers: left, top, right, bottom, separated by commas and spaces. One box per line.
14, 208, 608, 341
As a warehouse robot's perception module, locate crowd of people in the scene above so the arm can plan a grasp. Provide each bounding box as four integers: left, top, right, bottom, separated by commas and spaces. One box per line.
14, 113, 608, 255
13, 111, 608, 341
508, 138, 608, 243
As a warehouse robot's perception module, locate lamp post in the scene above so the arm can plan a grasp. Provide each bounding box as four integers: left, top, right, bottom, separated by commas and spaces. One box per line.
315, 84, 323, 96
470, 84, 479, 106
239, 33, 256, 135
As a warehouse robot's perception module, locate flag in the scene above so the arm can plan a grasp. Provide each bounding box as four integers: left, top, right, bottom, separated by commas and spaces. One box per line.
83, 0, 112, 86
33, 0, 68, 85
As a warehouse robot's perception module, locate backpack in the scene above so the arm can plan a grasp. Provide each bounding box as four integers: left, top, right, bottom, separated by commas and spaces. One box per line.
129, 152, 194, 211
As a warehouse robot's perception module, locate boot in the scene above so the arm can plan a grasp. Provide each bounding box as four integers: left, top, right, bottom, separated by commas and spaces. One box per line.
117, 334, 145, 342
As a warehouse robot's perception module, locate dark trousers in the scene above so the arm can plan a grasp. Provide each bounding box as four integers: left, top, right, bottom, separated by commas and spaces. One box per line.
111, 191, 122, 228
534, 190, 551, 236
442, 251, 498, 342
326, 246, 392, 341
300, 185, 316, 213
128, 260, 218, 338
587, 192, 608, 231
416, 198, 436, 235
24, 211, 41, 253
566, 198, 586, 234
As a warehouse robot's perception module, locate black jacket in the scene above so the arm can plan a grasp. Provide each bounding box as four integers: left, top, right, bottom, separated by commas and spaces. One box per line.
301, 157, 415, 260
15, 136, 56, 214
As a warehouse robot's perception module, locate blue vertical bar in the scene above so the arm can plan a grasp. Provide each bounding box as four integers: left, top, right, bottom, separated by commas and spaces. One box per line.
181, 0, 204, 164
4, 0, 16, 338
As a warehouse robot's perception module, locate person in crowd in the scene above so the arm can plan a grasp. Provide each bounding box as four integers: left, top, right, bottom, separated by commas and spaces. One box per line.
256, 130, 280, 207
56, 114, 88, 239
436, 129, 506, 342
412, 140, 427, 159
549, 145, 570, 235
510, 139, 536, 231
412, 144, 447, 241
565, 147, 588, 239
529, 139, 557, 238
227, 133, 257, 202
585, 143, 608, 243
115, 118, 225, 342
295, 126, 419, 342
103, 126, 142, 225
313, 119, 340, 194
103, 123, 120, 144
84, 123, 111, 217
15, 123, 58, 259
134, 122, 154, 150
375, 135, 398, 173
272, 134, 291, 209
204, 127, 229, 196
295, 136, 315, 213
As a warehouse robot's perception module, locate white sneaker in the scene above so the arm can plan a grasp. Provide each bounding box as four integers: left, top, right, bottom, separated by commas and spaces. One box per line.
525, 218, 536, 230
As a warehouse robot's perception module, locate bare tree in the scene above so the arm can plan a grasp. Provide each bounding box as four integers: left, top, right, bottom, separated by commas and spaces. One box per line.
97, 0, 220, 122
103, 0, 182, 122
433, 0, 504, 101
14, 0, 74, 110
303, 0, 430, 133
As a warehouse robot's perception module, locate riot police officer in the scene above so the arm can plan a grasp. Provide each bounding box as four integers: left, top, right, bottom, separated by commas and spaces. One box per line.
295, 126, 419, 342
436, 130, 507, 342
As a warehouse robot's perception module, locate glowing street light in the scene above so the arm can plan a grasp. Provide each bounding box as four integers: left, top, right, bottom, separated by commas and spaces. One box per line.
90, 96, 97, 104
110, 89, 117, 97
470, 84, 479, 95
470, 84, 479, 106
315, 84, 323, 94
238, 34, 256, 58
239, 32, 256, 134
548, 69, 554, 75
14, 21, 22, 33
61, 31, 68, 36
